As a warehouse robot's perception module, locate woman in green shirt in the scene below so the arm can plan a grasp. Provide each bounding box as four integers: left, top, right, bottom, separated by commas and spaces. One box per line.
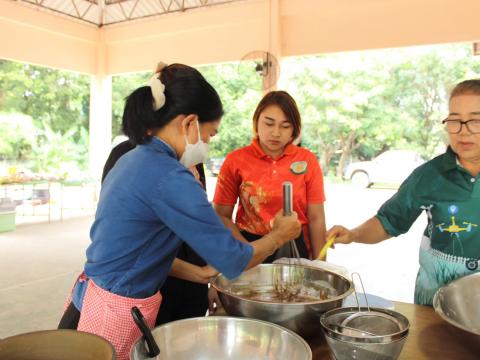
327, 79, 480, 305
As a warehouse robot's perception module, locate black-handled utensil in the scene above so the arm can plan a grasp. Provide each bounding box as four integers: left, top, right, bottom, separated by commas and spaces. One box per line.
131, 306, 160, 358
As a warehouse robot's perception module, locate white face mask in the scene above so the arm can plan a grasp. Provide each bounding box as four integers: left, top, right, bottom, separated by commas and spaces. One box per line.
179, 121, 209, 168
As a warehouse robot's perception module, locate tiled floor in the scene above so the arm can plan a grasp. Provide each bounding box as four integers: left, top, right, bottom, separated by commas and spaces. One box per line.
0, 216, 92, 338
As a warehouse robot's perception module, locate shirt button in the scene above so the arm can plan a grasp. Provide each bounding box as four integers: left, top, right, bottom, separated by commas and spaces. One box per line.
273, 170, 277, 174
273, 161, 276, 164
471, 178, 476, 183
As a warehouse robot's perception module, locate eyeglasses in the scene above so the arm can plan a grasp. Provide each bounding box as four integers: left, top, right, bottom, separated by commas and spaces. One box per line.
442, 118, 480, 134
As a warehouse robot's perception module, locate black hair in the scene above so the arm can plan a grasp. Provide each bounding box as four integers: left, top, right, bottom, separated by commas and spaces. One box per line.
252, 90, 301, 140
122, 64, 223, 145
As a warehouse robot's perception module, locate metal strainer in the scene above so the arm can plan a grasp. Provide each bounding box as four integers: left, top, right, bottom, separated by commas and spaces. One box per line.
339, 273, 402, 336
319, 273, 410, 360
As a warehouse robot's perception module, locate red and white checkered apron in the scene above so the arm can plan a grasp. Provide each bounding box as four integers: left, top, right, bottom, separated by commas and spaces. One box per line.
77, 278, 161, 360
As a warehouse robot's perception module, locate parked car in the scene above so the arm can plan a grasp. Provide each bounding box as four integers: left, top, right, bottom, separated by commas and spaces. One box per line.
344, 150, 424, 188
205, 157, 225, 176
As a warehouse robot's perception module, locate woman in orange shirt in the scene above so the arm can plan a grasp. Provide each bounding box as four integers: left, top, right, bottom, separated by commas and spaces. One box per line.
213, 91, 327, 261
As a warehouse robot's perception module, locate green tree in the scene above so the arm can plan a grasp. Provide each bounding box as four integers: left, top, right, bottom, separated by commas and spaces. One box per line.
283, 55, 401, 176
200, 63, 261, 158
0, 113, 36, 161
31, 124, 89, 175
0, 60, 90, 138
283, 44, 480, 177
385, 45, 480, 159
0, 60, 90, 174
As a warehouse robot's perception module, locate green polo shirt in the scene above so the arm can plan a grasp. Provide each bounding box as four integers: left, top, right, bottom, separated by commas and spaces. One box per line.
376, 147, 480, 305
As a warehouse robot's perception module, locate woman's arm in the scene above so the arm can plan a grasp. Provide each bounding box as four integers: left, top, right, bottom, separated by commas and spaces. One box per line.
213, 204, 248, 243
307, 203, 326, 259
169, 258, 218, 284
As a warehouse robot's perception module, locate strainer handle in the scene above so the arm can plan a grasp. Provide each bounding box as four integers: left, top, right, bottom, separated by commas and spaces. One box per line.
351, 272, 371, 312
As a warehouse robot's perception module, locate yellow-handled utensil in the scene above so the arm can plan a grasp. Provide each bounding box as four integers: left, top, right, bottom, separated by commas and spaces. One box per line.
317, 236, 335, 260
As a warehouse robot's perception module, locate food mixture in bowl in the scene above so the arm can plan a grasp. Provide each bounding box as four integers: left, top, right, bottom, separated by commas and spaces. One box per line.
227, 280, 339, 303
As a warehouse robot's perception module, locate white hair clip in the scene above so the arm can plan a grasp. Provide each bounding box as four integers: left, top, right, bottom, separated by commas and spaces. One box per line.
148, 73, 166, 111
148, 62, 168, 111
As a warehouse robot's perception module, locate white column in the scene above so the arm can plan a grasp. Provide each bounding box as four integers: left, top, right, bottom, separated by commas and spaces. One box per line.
88, 74, 112, 180
88, 28, 111, 180
264, 0, 282, 93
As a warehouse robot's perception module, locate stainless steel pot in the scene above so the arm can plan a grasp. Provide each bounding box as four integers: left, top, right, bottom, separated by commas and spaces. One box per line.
433, 272, 480, 350
0, 329, 115, 360
211, 263, 353, 338
130, 316, 312, 360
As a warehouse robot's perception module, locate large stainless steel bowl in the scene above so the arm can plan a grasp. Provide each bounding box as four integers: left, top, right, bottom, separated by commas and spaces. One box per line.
212, 263, 353, 338
433, 272, 480, 349
130, 316, 312, 360
0, 329, 115, 360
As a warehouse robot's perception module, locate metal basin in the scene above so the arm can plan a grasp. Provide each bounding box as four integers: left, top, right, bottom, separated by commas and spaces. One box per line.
0, 329, 115, 360
130, 316, 311, 360
212, 263, 353, 338
433, 272, 480, 349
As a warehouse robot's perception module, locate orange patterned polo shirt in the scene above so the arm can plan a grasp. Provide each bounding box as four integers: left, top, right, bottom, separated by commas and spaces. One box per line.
213, 139, 325, 239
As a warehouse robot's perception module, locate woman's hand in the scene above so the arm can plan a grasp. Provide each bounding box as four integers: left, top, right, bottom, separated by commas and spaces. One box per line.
270, 211, 302, 246
170, 259, 218, 284
208, 287, 222, 315
246, 212, 301, 268
326, 225, 356, 245
195, 265, 219, 284
326, 217, 390, 245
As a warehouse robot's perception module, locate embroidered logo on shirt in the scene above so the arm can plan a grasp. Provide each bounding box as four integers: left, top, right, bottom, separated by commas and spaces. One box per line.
436, 204, 478, 234
435, 204, 478, 257
290, 161, 307, 175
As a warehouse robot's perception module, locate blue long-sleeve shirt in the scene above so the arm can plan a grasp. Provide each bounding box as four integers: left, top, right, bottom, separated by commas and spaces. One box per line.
72, 137, 253, 309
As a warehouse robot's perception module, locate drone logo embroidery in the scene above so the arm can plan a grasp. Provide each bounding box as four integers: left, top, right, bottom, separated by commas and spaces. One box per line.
436, 205, 477, 234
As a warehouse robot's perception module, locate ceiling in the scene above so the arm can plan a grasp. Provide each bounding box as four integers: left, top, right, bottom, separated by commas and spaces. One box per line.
12, 0, 244, 27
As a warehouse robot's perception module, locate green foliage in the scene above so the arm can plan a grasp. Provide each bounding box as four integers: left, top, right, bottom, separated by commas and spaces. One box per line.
2, 43, 480, 178
0, 60, 90, 175
0, 113, 36, 161
282, 43, 480, 175
199, 63, 261, 157
30, 123, 89, 174
0, 60, 90, 138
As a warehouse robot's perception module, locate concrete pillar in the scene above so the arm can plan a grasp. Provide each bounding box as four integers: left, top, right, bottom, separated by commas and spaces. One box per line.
88, 28, 112, 180
264, 0, 282, 93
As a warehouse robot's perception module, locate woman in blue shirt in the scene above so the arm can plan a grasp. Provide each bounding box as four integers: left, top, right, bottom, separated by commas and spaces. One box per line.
58, 63, 301, 359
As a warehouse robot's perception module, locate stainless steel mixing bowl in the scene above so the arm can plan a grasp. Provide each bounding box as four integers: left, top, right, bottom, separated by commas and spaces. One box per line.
433, 272, 480, 349
130, 316, 312, 360
212, 263, 353, 338
0, 329, 115, 360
